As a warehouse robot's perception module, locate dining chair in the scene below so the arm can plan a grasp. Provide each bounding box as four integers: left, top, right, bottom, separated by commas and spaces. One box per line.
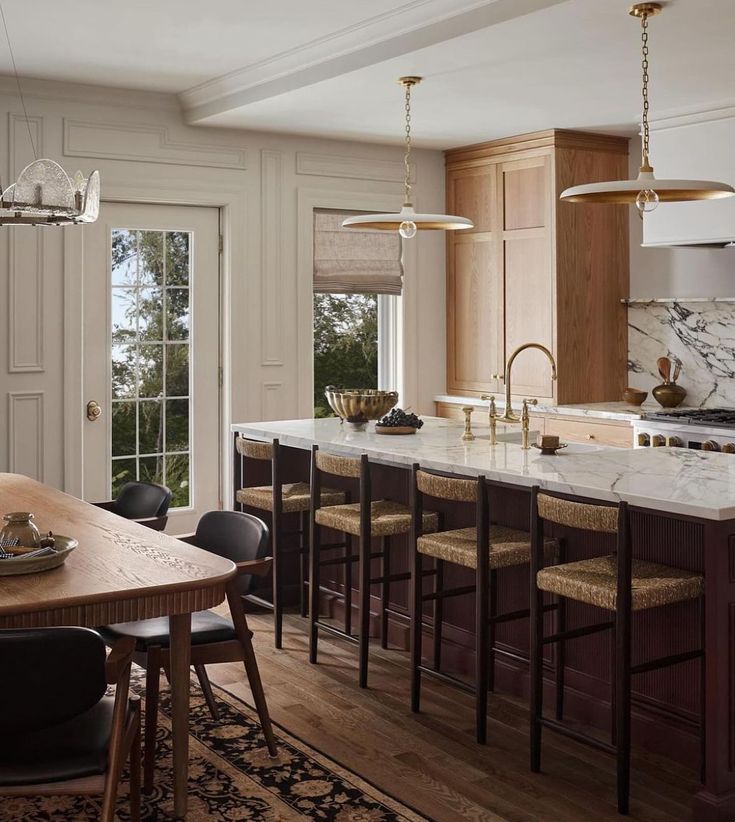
0, 627, 141, 822
99, 509, 278, 793
93, 480, 172, 531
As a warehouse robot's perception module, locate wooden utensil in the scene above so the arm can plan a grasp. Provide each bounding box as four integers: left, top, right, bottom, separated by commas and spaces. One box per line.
657, 356, 672, 382
672, 359, 681, 382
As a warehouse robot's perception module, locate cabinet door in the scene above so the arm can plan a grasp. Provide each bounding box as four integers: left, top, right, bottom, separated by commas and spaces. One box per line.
446, 165, 504, 395
500, 155, 555, 400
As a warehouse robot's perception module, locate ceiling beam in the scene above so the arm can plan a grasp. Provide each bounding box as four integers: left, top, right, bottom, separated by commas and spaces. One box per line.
180, 0, 569, 125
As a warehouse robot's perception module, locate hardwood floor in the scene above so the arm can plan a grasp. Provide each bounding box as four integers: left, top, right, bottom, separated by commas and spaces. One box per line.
207, 613, 696, 822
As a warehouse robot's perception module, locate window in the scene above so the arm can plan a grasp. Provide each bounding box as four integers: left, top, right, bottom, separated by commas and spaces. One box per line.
312, 209, 403, 417
110, 229, 192, 507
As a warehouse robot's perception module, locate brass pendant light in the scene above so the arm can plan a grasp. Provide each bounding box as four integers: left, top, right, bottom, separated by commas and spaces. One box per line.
342, 77, 473, 237
560, 3, 735, 212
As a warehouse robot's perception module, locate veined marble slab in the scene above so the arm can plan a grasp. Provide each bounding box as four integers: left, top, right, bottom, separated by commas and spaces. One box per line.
433, 394, 644, 421
232, 417, 735, 521
628, 301, 735, 408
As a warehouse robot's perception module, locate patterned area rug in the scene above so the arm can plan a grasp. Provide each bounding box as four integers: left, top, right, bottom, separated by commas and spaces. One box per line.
3, 671, 427, 821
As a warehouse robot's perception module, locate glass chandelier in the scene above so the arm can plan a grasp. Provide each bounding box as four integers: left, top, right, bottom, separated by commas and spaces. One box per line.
560, 3, 734, 213
342, 77, 473, 237
0, 5, 100, 226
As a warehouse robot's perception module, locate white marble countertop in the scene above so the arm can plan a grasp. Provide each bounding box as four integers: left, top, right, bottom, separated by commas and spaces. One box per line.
232, 417, 735, 521
433, 394, 648, 421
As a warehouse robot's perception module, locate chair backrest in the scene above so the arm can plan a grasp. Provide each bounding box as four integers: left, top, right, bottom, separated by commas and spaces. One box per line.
536, 492, 619, 533
192, 510, 270, 595
114, 481, 172, 519
236, 437, 273, 461
0, 627, 107, 734
314, 449, 362, 479
416, 469, 478, 503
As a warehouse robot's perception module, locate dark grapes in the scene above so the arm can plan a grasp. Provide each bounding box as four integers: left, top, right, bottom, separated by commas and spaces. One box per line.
376, 407, 424, 429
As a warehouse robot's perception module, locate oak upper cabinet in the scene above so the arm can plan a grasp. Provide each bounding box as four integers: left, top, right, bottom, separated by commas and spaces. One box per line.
445, 130, 630, 404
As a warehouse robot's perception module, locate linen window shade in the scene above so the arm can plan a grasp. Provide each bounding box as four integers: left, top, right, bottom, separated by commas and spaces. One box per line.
313, 209, 403, 295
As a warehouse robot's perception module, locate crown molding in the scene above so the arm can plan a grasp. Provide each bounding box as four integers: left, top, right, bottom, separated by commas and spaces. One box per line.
180, 0, 568, 125
0, 74, 180, 113
649, 100, 735, 131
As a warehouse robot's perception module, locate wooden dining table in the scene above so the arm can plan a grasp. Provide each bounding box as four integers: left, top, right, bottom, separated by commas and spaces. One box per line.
0, 473, 236, 819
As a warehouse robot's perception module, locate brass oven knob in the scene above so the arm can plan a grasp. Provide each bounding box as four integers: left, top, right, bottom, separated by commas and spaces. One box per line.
651, 434, 666, 447
722, 443, 735, 454
702, 440, 720, 452
637, 433, 650, 447
667, 436, 684, 448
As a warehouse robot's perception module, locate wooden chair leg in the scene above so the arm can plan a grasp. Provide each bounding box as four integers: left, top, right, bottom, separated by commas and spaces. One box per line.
228, 590, 278, 756
381, 537, 390, 649
345, 534, 353, 637
555, 595, 566, 721
610, 626, 617, 746
433, 559, 444, 671
616, 601, 632, 814
129, 702, 142, 822
143, 646, 161, 795
299, 510, 309, 619
529, 572, 544, 772
700, 596, 706, 785
410, 545, 423, 712
309, 520, 320, 664
488, 569, 497, 693
476, 560, 490, 744
273, 513, 284, 650
358, 530, 371, 688
194, 663, 220, 721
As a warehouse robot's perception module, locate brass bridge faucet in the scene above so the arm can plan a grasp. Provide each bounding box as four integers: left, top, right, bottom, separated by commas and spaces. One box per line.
482, 343, 558, 450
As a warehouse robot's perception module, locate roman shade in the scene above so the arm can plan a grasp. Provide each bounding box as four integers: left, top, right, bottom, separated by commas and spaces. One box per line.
313, 209, 403, 295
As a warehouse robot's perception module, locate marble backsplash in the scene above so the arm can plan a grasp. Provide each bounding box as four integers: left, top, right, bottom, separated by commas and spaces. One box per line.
628, 300, 735, 407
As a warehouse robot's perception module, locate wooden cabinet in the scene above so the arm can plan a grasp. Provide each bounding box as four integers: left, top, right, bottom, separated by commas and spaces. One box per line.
445, 129, 629, 404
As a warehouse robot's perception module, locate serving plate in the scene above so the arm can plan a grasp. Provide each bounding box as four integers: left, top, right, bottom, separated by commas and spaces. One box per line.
0, 535, 78, 576
375, 426, 417, 435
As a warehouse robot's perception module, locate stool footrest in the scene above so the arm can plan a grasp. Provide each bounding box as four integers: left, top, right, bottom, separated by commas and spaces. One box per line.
370, 571, 410, 585
423, 584, 476, 602
543, 620, 614, 645
315, 621, 360, 645
540, 717, 616, 754
631, 648, 703, 676
242, 593, 274, 611
418, 665, 475, 696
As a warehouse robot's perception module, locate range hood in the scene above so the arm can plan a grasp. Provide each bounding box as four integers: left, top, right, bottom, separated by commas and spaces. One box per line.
642, 110, 735, 248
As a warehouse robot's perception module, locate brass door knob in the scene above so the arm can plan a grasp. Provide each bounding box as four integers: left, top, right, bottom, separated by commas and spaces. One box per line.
86, 400, 102, 421
586, 434, 595, 440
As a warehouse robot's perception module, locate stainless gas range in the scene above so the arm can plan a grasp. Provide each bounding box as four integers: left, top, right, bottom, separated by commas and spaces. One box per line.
633, 408, 735, 452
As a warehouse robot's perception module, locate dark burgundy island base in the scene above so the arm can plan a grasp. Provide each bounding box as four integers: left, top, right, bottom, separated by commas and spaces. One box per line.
232, 418, 735, 821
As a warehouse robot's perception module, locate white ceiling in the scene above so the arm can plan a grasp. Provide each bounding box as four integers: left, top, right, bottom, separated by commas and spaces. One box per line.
5, 0, 735, 148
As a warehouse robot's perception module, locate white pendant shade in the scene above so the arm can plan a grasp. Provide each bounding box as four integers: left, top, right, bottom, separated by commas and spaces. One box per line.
561, 169, 735, 204
342, 204, 473, 231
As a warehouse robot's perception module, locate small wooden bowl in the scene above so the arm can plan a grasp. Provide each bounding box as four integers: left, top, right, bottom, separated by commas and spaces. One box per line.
623, 387, 648, 406
0, 535, 78, 576
375, 426, 417, 435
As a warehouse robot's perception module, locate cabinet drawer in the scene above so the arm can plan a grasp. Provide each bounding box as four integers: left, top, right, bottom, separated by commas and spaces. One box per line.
544, 417, 633, 448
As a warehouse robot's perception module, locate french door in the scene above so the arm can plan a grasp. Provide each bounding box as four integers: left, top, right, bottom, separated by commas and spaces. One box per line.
82, 202, 221, 532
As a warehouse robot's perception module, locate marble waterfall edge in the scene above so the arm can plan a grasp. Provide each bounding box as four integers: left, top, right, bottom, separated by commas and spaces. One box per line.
628, 301, 735, 408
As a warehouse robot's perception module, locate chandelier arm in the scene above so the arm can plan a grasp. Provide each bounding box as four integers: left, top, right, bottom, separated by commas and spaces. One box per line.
0, 4, 37, 161
403, 82, 412, 206
640, 10, 652, 172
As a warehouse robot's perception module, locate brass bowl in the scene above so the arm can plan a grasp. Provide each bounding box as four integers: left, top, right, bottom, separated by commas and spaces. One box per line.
324, 386, 398, 429
622, 387, 648, 406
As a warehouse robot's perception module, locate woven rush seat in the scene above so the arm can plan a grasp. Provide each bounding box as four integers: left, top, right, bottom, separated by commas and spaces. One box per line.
316, 499, 438, 537
537, 554, 703, 611
236, 482, 345, 513
418, 526, 558, 570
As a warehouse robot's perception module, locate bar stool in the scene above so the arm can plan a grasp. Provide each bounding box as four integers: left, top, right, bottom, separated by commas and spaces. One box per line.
309, 446, 438, 688
409, 466, 559, 743
529, 487, 705, 815
235, 437, 346, 648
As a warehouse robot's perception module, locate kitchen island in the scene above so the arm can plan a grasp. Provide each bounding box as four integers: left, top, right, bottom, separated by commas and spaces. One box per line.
233, 417, 735, 820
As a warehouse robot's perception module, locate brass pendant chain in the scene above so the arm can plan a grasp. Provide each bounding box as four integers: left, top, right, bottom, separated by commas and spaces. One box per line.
403, 81, 413, 206
640, 10, 652, 171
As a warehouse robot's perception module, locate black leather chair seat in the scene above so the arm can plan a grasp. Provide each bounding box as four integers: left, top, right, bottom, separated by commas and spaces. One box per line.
0, 697, 114, 786
99, 610, 237, 649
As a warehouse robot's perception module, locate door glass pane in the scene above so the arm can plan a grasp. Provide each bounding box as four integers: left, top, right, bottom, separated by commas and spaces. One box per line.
110, 228, 192, 508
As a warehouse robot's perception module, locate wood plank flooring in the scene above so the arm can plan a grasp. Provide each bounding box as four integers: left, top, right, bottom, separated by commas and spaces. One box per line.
207, 613, 696, 822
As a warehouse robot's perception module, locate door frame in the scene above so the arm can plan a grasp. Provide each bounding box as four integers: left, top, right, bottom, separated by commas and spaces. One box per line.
64, 173, 245, 511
